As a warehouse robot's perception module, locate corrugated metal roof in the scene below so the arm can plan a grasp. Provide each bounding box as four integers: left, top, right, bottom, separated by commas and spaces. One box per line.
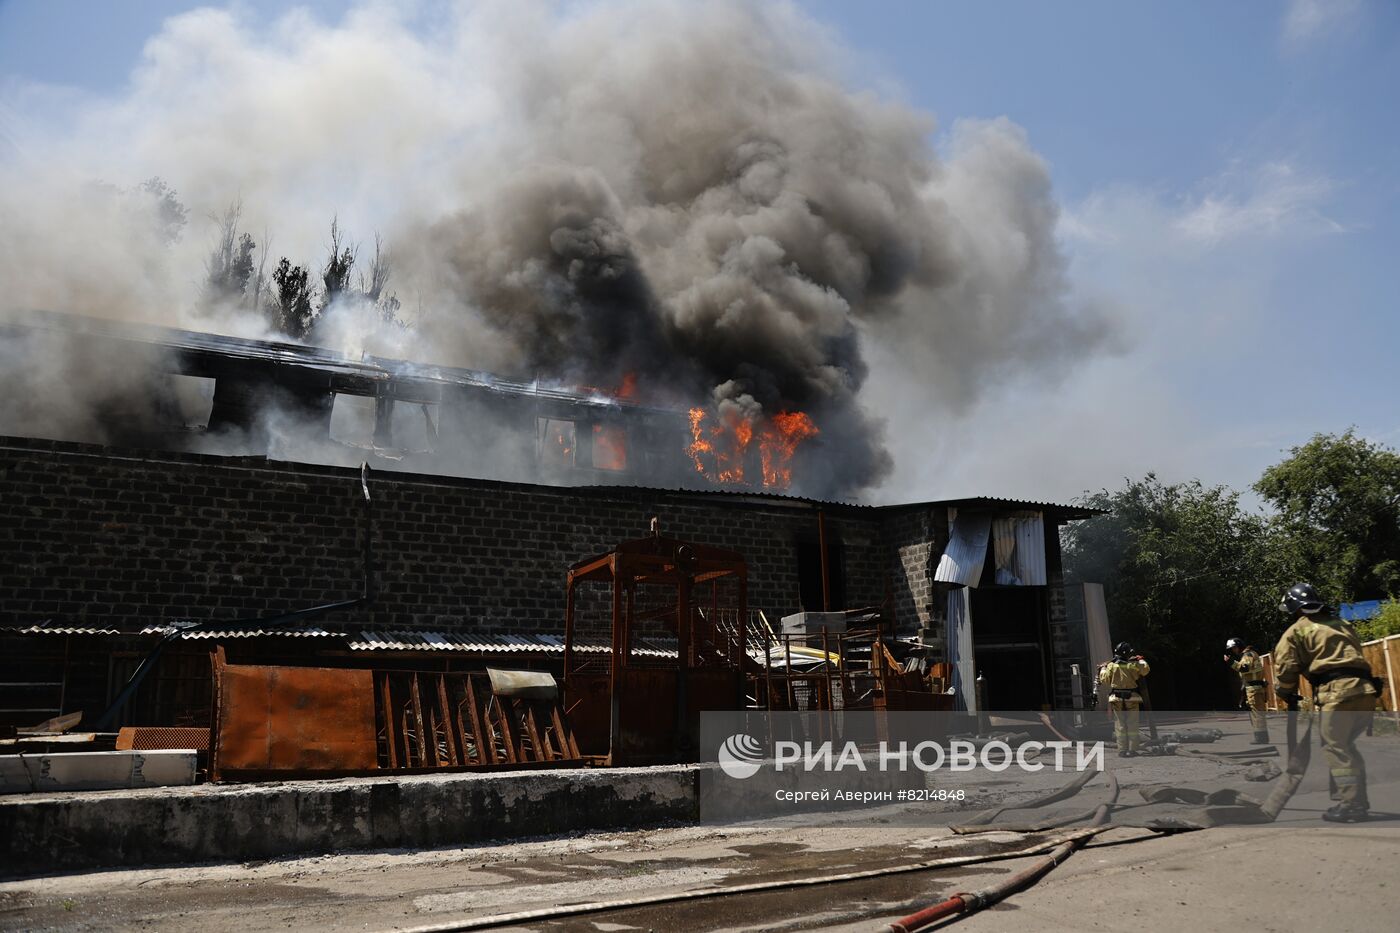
4, 624, 124, 636
139, 625, 346, 639
9, 309, 669, 414
918, 496, 1108, 520
5, 623, 681, 658
347, 631, 676, 657
578, 485, 1107, 517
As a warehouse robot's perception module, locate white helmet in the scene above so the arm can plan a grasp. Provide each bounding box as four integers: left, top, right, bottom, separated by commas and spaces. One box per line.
1225, 638, 1244, 651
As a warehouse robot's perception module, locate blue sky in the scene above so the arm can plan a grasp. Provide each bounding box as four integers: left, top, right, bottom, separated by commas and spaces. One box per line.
2, 0, 1397, 502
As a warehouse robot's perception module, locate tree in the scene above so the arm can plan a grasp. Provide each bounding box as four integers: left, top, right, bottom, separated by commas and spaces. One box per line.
1254, 430, 1400, 603
1063, 475, 1286, 706
320, 217, 356, 311
135, 177, 188, 244
271, 258, 315, 339
204, 201, 257, 307
1354, 601, 1400, 642
360, 232, 405, 327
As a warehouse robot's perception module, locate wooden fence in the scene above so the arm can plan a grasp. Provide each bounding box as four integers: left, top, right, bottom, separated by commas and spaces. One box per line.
1259, 633, 1400, 714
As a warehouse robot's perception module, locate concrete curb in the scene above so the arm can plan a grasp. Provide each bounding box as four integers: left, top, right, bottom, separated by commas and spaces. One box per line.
0, 765, 700, 876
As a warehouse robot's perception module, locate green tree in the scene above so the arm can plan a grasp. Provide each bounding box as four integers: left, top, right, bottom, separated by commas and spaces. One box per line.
271, 258, 315, 339
204, 202, 257, 307
1354, 601, 1400, 642
134, 176, 188, 244
1254, 430, 1400, 603
319, 217, 356, 312
1064, 475, 1286, 704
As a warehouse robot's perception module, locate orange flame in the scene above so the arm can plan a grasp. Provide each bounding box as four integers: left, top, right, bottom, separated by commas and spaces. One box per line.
593, 423, 627, 471
544, 419, 574, 466
759, 411, 818, 489
687, 407, 715, 475
687, 407, 817, 490
574, 371, 639, 402
615, 372, 638, 400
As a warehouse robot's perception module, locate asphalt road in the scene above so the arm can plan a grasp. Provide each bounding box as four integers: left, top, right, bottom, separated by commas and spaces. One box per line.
3, 717, 1398, 932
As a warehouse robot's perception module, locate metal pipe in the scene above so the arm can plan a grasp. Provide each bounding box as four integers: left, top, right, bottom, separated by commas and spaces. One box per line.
361, 462, 374, 602
818, 509, 831, 611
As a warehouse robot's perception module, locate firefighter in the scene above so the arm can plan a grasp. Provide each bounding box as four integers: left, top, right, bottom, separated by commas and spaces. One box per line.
1272, 583, 1380, 823
1098, 642, 1150, 756
1224, 637, 1270, 744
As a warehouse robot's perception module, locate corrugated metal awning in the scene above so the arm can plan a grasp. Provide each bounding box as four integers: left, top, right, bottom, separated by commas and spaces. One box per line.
347, 631, 677, 658
4, 624, 124, 636
6, 622, 680, 658
934, 511, 992, 587
139, 625, 347, 639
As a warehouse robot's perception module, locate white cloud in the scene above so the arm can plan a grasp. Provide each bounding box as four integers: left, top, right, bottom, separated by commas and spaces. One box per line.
1063, 161, 1344, 251
1174, 162, 1344, 245
1281, 0, 1362, 48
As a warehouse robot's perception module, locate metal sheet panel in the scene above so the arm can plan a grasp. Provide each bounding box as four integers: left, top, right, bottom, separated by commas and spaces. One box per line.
1083, 582, 1113, 674
139, 626, 344, 639
487, 668, 559, 699
934, 511, 992, 587
6, 625, 123, 636
1011, 512, 1047, 586
1, 750, 196, 794
946, 588, 975, 713
213, 664, 377, 777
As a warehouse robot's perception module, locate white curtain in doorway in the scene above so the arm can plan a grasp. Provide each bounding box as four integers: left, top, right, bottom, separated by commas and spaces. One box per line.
991, 511, 1047, 586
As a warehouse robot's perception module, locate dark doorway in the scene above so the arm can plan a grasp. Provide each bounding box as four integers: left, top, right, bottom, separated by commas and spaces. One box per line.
969, 586, 1050, 710
796, 538, 846, 611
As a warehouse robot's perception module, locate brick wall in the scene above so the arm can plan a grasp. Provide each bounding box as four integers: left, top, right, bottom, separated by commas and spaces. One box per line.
0, 436, 892, 636
884, 505, 947, 644
1044, 521, 1076, 708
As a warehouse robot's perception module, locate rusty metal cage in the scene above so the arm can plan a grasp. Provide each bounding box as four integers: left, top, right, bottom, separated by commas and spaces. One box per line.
562, 531, 748, 765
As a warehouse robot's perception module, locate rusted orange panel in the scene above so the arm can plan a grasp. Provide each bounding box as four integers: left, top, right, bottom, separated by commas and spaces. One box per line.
214, 664, 377, 775
616, 668, 678, 763
563, 673, 612, 757
116, 726, 211, 752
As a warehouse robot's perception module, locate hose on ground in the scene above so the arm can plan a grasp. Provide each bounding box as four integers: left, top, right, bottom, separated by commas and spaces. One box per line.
389, 829, 1107, 933
882, 772, 1121, 932
1262, 707, 1314, 820
958, 765, 1100, 827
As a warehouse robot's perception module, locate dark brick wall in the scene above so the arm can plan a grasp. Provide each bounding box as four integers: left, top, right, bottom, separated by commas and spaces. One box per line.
1044, 521, 1077, 708
0, 437, 891, 636
883, 505, 946, 643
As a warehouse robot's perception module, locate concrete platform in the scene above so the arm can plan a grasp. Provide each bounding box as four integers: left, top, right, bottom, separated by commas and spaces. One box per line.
0, 765, 699, 876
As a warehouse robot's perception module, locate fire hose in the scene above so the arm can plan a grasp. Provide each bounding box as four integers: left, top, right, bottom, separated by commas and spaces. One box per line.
882, 771, 1121, 932
391, 830, 1111, 933
390, 768, 1155, 933
1261, 703, 1313, 820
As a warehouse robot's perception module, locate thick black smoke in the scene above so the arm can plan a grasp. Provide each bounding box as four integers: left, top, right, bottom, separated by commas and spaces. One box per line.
0, 0, 1114, 499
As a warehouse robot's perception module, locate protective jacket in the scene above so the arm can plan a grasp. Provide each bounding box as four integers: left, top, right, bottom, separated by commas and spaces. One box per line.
1098, 658, 1150, 706
1272, 616, 1377, 706
1230, 648, 1265, 688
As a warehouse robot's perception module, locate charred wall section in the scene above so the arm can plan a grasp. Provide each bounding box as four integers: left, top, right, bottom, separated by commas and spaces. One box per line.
0, 436, 892, 636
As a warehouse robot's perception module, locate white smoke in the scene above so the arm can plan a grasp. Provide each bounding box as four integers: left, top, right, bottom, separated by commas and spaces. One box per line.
0, 0, 1118, 498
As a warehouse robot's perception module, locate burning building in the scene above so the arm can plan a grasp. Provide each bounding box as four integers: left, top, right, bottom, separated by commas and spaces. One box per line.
0, 310, 839, 495
0, 408, 1102, 736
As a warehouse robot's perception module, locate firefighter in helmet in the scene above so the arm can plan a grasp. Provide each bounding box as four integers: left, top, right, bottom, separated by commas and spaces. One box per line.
1098, 642, 1150, 756
1224, 637, 1270, 744
1272, 583, 1380, 823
